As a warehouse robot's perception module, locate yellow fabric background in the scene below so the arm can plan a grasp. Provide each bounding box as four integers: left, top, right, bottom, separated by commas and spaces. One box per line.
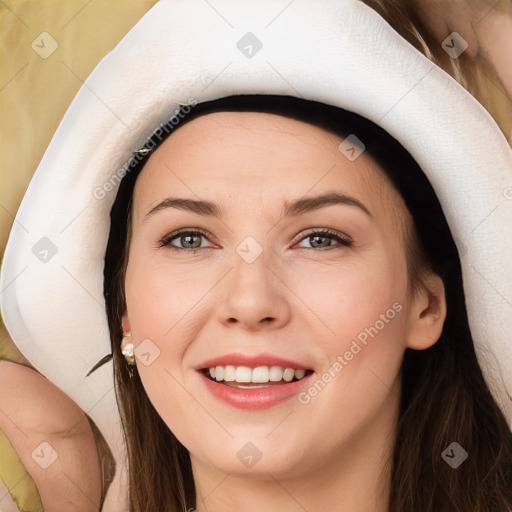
0, 430, 42, 512
0, 1, 156, 509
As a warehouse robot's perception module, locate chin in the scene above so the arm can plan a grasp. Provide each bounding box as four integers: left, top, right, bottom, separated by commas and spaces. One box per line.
190, 438, 316, 480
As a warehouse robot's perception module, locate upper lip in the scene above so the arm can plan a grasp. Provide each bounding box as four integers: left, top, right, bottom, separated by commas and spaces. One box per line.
195, 352, 313, 371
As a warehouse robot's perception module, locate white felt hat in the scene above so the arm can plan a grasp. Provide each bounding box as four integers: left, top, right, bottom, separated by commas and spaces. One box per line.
1, 0, 511, 508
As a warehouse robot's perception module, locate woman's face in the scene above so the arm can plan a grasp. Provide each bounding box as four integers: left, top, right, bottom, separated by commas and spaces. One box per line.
122, 111, 438, 481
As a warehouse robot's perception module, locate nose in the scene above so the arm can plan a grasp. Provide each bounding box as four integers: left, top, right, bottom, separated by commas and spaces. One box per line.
216, 247, 291, 332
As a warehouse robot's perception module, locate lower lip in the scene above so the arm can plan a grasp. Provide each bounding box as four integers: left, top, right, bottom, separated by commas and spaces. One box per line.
198, 371, 314, 410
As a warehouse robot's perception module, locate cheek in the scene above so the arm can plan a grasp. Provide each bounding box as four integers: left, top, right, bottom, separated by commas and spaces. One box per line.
123, 256, 186, 393
289, 258, 409, 441
311, 251, 408, 343
124, 251, 212, 340
124, 256, 208, 437
123, 250, 218, 401
305, 250, 410, 401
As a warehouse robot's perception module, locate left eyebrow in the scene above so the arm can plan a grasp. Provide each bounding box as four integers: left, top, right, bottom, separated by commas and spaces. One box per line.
144, 191, 372, 222
282, 191, 372, 218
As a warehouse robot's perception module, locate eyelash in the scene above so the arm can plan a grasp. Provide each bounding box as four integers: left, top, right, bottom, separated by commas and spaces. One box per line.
157, 228, 352, 253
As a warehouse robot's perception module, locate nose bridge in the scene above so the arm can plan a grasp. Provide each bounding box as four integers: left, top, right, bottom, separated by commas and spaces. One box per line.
218, 233, 290, 329
230, 234, 274, 302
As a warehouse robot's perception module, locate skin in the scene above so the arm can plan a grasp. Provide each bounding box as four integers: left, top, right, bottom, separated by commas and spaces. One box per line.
122, 111, 446, 512
0, 360, 102, 512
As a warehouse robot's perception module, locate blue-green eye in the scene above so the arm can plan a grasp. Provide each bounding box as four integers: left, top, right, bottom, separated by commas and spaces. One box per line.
159, 229, 212, 252
295, 228, 352, 250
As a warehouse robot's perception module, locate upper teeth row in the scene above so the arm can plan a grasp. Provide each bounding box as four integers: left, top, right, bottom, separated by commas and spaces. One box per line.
208, 365, 306, 383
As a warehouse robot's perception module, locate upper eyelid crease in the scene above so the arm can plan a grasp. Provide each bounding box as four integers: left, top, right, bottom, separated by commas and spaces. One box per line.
144, 191, 372, 222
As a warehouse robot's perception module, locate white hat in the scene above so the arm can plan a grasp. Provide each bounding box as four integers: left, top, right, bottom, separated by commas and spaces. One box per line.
1, 0, 511, 508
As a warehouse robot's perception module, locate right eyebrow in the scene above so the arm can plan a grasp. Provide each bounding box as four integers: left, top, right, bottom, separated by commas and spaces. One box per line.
145, 197, 225, 221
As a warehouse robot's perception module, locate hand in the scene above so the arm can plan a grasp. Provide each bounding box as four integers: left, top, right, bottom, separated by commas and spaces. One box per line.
414, 0, 512, 96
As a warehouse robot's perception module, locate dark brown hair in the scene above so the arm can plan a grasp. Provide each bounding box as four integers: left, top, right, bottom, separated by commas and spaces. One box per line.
103, 95, 512, 511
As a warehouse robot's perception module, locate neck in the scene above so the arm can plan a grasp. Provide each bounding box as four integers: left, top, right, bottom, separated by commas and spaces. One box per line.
191, 390, 399, 512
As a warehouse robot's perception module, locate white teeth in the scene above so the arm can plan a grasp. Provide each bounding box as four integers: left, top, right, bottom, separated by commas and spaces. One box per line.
206, 365, 309, 384
283, 368, 295, 382
223, 365, 236, 382
251, 366, 270, 383
294, 369, 306, 380
234, 366, 252, 383
269, 366, 283, 382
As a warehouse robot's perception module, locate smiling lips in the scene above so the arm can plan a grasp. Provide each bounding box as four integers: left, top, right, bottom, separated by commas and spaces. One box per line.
196, 353, 315, 409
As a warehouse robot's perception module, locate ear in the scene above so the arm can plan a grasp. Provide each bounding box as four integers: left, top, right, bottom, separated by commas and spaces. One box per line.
121, 313, 132, 348
405, 272, 447, 350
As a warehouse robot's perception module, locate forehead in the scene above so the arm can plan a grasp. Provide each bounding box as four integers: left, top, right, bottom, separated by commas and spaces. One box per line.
131, 111, 407, 222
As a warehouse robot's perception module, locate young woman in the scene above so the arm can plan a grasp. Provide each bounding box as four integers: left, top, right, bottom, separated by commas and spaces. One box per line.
1, 0, 511, 510
103, 93, 512, 511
